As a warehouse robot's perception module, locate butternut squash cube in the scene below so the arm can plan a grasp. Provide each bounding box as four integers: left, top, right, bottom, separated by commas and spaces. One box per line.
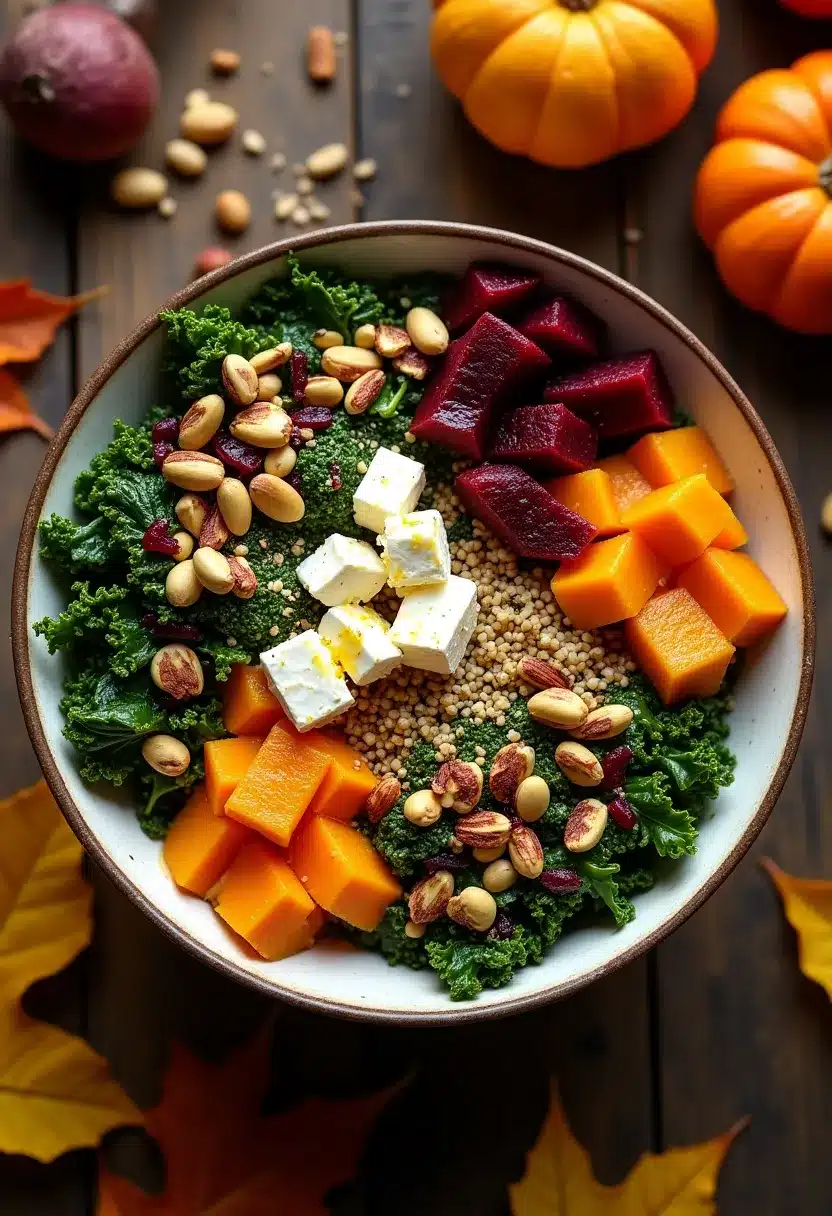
545, 468, 624, 538
551, 532, 669, 630
225, 722, 332, 847
625, 588, 735, 705
222, 664, 284, 736
204, 736, 264, 817
215, 838, 316, 960
628, 426, 734, 496
306, 734, 378, 821
289, 815, 402, 932
677, 548, 787, 646
163, 785, 251, 897
621, 474, 740, 566
712, 513, 749, 551
595, 454, 652, 513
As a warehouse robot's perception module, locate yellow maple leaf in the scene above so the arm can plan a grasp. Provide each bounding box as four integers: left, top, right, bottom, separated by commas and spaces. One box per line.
762, 858, 832, 999
509, 1085, 745, 1215
0, 780, 141, 1161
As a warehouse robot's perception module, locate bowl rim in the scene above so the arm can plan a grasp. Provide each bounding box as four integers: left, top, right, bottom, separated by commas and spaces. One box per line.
11, 219, 815, 1024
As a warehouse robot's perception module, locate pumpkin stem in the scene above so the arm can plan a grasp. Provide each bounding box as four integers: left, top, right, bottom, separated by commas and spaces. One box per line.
819, 155, 832, 196
558, 0, 597, 9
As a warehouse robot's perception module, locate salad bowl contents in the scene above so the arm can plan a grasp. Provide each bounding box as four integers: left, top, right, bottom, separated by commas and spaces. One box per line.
18, 227, 810, 1019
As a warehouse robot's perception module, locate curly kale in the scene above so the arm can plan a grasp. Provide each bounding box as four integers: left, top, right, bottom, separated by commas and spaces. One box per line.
374, 805, 454, 877
161, 304, 263, 401
357, 904, 429, 970
624, 772, 697, 858
39, 515, 113, 574
60, 670, 167, 786
578, 860, 636, 928
425, 924, 548, 1002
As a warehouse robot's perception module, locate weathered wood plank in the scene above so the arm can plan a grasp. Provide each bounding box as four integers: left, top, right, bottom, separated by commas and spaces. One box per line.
627, 2, 832, 1211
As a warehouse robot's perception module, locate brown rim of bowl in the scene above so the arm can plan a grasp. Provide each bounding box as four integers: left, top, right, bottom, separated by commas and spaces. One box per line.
11, 220, 815, 1025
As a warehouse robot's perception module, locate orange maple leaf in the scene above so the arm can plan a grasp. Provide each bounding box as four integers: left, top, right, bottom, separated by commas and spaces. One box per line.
0, 279, 108, 365
0, 369, 52, 439
763, 858, 832, 1000
97, 1029, 393, 1215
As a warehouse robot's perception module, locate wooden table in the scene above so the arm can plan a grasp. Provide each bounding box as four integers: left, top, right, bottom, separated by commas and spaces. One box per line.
1, 1, 830, 1211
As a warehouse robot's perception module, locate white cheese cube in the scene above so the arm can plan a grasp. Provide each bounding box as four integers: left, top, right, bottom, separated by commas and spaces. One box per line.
318, 604, 403, 686
260, 631, 354, 732
353, 446, 426, 534
296, 533, 386, 607
380, 509, 451, 591
389, 575, 478, 675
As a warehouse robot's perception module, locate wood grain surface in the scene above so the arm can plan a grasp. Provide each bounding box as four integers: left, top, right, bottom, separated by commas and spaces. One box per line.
0, 1, 828, 1212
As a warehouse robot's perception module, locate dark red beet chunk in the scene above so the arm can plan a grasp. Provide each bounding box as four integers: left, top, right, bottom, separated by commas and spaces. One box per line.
491, 403, 597, 475
290, 406, 333, 431
444, 263, 540, 333
153, 440, 174, 469
540, 868, 582, 893
600, 746, 633, 790
423, 854, 468, 874
608, 792, 638, 831
544, 351, 674, 441
152, 417, 180, 444
410, 313, 550, 460
211, 430, 264, 478
141, 518, 178, 556
518, 294, 603, 360
291, 350, 308, 402
455, 464, 596, 562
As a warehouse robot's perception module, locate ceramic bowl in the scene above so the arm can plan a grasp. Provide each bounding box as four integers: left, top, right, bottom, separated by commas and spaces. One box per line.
12, 222, 814, 1024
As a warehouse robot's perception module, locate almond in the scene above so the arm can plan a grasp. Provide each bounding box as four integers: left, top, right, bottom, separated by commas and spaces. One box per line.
431, 760, 483, 814
344, 369, 385, 415
198, 503, 231, 551
228, 555, 257, 599
570, 704, 634, 741
150, 644, 204, 701
517, 656, 570, 690
406, 307, 449, 356
508, 825, 544, 879
527, 687, 589, 730
365, 773, 401, 823
393, 346, 431, 380
321, 345, 382, 382
375, 324, 410, 359
251, 343, 293, 373
222, 353, 258, 405
408, 871, 454, 924
489, 743, 535, 804
305, 142, 348, 179
178, 394, 225, 450
454, 810, 511, 849
230, 402, 292, 448
564, 798, 609, 853
447, 887, 497, 932
555, 741, 604, 787
162, 450, 225, 492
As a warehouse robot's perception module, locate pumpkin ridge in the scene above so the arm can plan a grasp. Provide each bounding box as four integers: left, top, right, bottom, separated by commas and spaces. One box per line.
586, 11, 622, 151
529, 11, 613, 163
772, 198, 832, 330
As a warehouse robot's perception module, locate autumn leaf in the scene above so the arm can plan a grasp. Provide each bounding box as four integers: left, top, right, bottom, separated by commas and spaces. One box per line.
509, 1084, 745, 1215
763, 858, 832, 1000
97, 1030, 394, 1215
0, 780, 142, 1161
0, 369, 52, 439
0, 279, 107, 364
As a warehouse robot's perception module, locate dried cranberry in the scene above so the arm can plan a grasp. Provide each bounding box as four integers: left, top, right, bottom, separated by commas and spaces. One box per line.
507, 814, 523, 831
211, 430, 264, 478
141, 613, 158, 629
607, 791, 637, 831
153, 440, 174, 470
289, 427, 304, 451
290, 406, 333, 431
286, 469, 303, 493
540, 868, 582, 894
141, 612, 203, 642
487, 911, 514, 940
423, 854, 468, 874
152, 417, 179, 444
142, 518, 179, 556
291, 350, 308, 402
601, 745, 633, 790
329, 460, 342, 491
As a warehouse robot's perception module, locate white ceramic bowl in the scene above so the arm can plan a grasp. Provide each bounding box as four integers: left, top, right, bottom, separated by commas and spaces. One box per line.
13, 223, 814, 1024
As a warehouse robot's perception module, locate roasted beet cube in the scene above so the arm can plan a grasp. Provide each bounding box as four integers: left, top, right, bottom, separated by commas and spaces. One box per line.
491, 404, 597, 475
517, 295, 603, 360
455, 464, 596, 562
544, 351, 674, 441
444, 263, 541, 333
410, 313, 550, 460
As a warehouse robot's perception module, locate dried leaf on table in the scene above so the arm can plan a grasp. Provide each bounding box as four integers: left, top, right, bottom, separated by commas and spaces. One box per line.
763, 858, 832, 999
0, 369, 52, 439
97, 1029, 394, 1215
509, 1083, 746, 1215
0, 278, 108, 364
0, 780, 142, 1161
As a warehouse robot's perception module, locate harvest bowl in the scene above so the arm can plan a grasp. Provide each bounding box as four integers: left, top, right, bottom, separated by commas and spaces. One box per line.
12, 222, 814, 1024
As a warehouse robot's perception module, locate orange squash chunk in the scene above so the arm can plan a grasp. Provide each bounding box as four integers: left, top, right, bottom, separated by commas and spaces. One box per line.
545, 468, 623, 538
595, 454, 653, 513
278, 905, 327, 958
306, 733, 378, 821
677, 548, 787, 647
628, 426, 734, 496
204, 736, 264, 817
625, 588, 735, 705
215, 838, 316, 960
224, 722, 331, 847
222, 664, 284, 736
163, 785, 251, 897
712, 512, 749, 550
551, 532, 669, 630
289, 815, 402, 932
621, 474, 740, 567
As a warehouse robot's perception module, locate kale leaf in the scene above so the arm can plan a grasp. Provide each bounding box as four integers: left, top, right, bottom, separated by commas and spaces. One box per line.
285, 255, 386, 336
578, 859, 636, 928
161, 304, 263, 401
625, 772, 697, 858
39, 515, 113, 574
60, 670, 167, 786
373, 805, 454, 876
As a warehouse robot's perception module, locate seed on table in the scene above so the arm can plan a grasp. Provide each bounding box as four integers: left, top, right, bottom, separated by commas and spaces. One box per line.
193, 547, 235, 595
308, 199, 331, 222
216, 189, 252, 234
306, 142, 348, 179
222, 353, 259, 405
354, 158, 377, 182
307, 25, 336, 83
165, 559, 203, 607
185, 87, 210, 109
270, 151, 287, 172
242, 128, 266, 156
257, 373, 282, 401
158, 197, 177, 219
111, 167, 168, 209
264, 445, 297, 478
304, 376, 344, 406
296, 175, 314, 196
142, 734, 190, 776
217, 478, 252, 536
292, 206, 311, 226
210, 47, 240, 74
166, 138, 207, 177
274, 193, 298, 220
249, 473, 305, 523
181, 100, 238, 145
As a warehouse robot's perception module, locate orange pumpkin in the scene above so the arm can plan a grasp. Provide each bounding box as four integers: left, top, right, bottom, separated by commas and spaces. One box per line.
430, 0, 718, 169
695, 52, 832, 333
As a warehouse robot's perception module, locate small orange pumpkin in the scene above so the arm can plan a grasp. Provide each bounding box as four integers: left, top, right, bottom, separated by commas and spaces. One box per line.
431, 0, 718, 169
695, 51, 832, 334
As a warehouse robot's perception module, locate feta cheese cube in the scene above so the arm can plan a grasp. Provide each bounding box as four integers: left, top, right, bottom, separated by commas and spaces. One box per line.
318, 604, 403, 686
389, 575, 478, 675
296, 533, 386, 607
353, 446, 426, 534
260, 631, 354, 732
380, 509, 451, 591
